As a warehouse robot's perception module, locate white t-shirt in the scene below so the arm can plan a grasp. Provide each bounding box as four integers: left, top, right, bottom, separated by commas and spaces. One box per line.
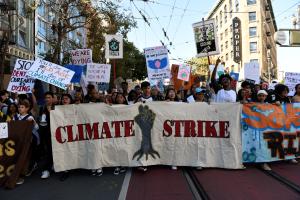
215, 89, 236, 103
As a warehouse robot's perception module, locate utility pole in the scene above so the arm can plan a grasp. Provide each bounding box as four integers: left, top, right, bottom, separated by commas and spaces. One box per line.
0, 0, 16, 90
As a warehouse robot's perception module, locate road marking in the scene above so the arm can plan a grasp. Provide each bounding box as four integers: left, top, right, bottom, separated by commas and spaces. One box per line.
118, 168, 132, 200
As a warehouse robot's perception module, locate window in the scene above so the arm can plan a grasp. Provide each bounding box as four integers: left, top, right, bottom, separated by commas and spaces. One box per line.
37, 40, 46, 55
249, 27, 257, 37
230, 24, 233, 32
249, 12, 256, 21
247, 0, 256, 5
224, 5, 227, 23
235, 0, 239, 12
231, 51, 234, 58
220, 33, 223, 41
229, 0, 233, 18
225, 29, 228, 36
250, 59, 259, 63
19, 0, 26, 17
231, 38, 233, 45
225, 41, 228, 48
38, 18, 46, 37
221, 44, 224, 52
226, 53, 229, 61
219, 11, 223, 28
18, 31, 26, 47
250, 42, 257, 52
38, 3, 46, 17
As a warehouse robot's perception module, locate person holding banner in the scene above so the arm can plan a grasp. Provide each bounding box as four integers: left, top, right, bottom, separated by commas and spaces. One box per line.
215, 74, 236, 103
127, 90, 138, 105
165, 88, 180, 102
292, 84, 300, 102
115, 93, 128, 105
194, 88, 207, 102
136, 82, 153, 103
7, 103, 18, 120
13, 100, 39, 185
39, 92, 55, 179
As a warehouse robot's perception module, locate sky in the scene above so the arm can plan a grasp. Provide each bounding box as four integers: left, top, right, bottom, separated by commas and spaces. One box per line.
118, 0, 300, 74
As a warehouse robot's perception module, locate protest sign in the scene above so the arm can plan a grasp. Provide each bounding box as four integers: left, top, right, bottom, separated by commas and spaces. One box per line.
242, 103, 300, 163
71, 49, 92, 65
86, 63, 111, 83
230, 72, 239, 90
64, 65, 84, 83
80, 75, 88, 96
244, 62, 260, 84
144, 46, 171, 82
171, 64, 195, 91
7, 59, 35, 94
51, 102, 243, 171
192, 19, 219, 57
0, 121, 32, 189
27, 58, 75, 90
285, 72, 300, 96
0, 123, 8, 139
177, 64, 191, 82
209, 64, 224, 79
98, 82, 110, 92
105, 35, 123, 59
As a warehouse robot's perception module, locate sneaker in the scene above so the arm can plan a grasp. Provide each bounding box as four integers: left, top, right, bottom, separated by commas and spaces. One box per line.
290, 159, 298, 164
16, 178, 24, 185
137, 167, 147, 172
196, 166, 203, 170
60, 171, 70, 181
25, 162, 38, 177
120, 167, 126, 173
41, 170, 50, 179
114, 167, 120, 175
93, 168, 103, 176
261, 163, 272, 171
171, 166, 177, 170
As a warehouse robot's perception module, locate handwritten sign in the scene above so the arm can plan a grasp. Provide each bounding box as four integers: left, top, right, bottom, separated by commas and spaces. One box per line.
27, 59, 75, 90
0, 123, 8, 139
7, 59, 35, 94
86, 63, 111, 83
244, 62, 260, 84
177, 64, 191, 82
285, 72, 300, 96
144, 46, 170, 82
71, 49, 92, 65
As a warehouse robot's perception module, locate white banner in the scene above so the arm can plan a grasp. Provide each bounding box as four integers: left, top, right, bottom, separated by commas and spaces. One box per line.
105, 35, 123, 59
27, 58, 75, 90
86, 63, 111, 83
285, 72, 300, 96
71, 49, 92, 65
50, 102, 243, 172
7, 59, 35, 94
144, 46, 171, 82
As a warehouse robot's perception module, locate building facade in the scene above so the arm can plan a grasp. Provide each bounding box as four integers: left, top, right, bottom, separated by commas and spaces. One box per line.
0, 0, 35, 71
207, 0, 278, 81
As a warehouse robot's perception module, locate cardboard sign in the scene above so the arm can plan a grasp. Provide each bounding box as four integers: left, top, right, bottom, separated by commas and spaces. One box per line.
144, 46, 170, 82
71, 49, 92, 65
27, 59, 75, 90
7, 59, 35, 94
244, 62, 260, 84
285, 72, 300, 96
86, 63, 111, 83
105, 35, 123, 59
192, 19, 219, 57
177, 64, 191, 82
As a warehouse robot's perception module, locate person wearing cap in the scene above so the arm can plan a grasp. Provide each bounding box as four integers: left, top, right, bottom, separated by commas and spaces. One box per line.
256, 90, 268, 103
194, 88, 206, 102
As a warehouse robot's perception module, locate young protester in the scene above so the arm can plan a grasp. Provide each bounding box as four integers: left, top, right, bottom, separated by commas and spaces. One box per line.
127, 90, 138, 105
215, 74, 237, 103
74, 89, 84, 104
14, 100, 39, 185
151, 87, 164, 101
39, 92, 55, 179
194, 88, 206, 102
115, 93, 128, 105
254, 90, 272, 171
111, 91, 118, 104
136, 81, 153, 103
165, 88, 179, 102
121, 82, 129, 98
134, 85, 142, 96
292, 84, 300, 103
7, 103, 18, 119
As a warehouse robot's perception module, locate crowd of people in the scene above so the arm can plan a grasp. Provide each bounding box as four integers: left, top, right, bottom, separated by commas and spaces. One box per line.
1, 59, 300, 186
